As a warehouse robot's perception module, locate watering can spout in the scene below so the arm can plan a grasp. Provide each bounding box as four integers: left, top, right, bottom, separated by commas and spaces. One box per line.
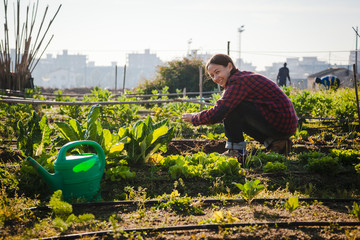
27, 156, 61, 190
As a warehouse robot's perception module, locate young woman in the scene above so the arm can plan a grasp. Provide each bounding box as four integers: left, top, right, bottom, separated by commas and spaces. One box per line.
181, 54, 298, 159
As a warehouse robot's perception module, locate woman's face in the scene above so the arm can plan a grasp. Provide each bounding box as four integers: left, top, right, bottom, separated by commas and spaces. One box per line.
207, 63, 233, 88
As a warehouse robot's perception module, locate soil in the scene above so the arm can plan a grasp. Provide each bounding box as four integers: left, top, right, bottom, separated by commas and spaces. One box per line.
67, 200, 360, 239
2, 138, 360, 239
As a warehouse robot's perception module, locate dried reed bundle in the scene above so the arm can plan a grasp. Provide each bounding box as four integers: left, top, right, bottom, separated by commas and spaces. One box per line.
0, 0, 61, 92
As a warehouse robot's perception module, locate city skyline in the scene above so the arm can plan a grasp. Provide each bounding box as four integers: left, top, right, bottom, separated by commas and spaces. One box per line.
1, 0, 360, 71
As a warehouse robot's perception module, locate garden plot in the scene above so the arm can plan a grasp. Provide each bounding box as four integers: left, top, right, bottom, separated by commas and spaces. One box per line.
1, 87, 360, 239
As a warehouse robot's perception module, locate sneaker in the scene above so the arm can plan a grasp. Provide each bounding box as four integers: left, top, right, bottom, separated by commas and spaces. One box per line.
268, 139, 293, 155
221, 149, 247, 163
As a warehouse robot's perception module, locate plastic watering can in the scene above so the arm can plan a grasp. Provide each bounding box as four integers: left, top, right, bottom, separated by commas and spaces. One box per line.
27, 140, 106, 202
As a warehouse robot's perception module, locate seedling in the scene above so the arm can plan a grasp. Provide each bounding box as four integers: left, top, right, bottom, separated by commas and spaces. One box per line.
283, 196, 300, 212
199, 210, 239, 224
348, 202, 360, 220
233, 179, 265, 205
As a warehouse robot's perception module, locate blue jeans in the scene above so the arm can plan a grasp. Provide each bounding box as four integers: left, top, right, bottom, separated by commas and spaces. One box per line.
224, 102, 291, 146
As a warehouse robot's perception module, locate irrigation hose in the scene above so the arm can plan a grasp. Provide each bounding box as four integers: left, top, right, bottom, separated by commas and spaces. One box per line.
26, 197, 360, 212
35, 221, 360, 240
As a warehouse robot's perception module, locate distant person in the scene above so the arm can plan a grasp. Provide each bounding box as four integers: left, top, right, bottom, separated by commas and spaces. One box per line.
276, 63, 291, 87
181, 54, 298, 161
315, 75, 340, 90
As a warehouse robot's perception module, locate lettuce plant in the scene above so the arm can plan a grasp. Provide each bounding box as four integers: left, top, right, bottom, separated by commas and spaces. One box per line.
118, 116, 174, 165
54, 105, 120, 155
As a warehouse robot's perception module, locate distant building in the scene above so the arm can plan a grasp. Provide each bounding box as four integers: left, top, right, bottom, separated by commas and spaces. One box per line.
32, 49, 163, 90
126, 49, 163, 88
235, 58, 257, 72
33, 50, 88, 89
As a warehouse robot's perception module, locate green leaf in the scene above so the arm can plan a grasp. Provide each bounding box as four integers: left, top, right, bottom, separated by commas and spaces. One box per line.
284, 196, 300, 212
69, 119, 83, 140
87, 105, 101, 126
134, 122, 145, 141
84, 122, 97, 141
55, 122, 79, 142
35, 115, 52, 156
109, 143, 125, 154
102, 129, 113, 152
150, 125, 168, 145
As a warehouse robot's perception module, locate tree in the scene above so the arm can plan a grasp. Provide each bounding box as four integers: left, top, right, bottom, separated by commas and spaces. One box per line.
138, 56, 217, 94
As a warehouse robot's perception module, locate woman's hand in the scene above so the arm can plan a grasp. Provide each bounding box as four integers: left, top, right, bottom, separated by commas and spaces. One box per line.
181, 113, 196, 123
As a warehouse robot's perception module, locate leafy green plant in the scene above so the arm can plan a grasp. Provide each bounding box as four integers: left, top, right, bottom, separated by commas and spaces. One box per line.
283, 196, 300, 212
54, 105, 121, 155
17, 111, 52, 157
158, 190, 204, 215
161, 152, 243, 179
294, 129, 309, 141
250, 152, 287, 168
233, 179, 265, 205
355, 164, 360, 174
348, 202, 360, 220
49, 190, 73, 220
0, 102, 33, 140
54, 90, 84, 120
198, 210, 239, 224
305, 156, 340, 175
105, 165, 136, 181
117, 116, 174, 165
330, 149, 360, 166
48, 190, 95, 233
201, 132, 225, 140
262, 161, 287, 173
298, 151, 326, 164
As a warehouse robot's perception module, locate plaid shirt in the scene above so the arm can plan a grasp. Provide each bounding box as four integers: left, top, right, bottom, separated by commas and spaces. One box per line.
192, 69, 298, 134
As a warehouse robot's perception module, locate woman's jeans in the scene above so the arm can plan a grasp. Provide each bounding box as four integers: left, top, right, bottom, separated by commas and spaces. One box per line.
224, 101, 291, 149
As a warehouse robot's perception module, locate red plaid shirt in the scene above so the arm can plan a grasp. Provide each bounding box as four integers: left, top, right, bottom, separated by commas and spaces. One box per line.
192, 69, 298, 134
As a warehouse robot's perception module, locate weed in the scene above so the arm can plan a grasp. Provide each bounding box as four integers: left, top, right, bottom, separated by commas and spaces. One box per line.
199, 210, 239, 224
158, 190, 204, 215
0, 186, 36, 230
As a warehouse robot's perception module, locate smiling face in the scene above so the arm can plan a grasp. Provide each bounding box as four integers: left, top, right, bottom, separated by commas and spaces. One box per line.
207, 62, 233, 88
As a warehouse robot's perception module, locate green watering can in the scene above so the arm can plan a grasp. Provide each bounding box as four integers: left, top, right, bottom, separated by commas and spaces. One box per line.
27, 140, 106, 202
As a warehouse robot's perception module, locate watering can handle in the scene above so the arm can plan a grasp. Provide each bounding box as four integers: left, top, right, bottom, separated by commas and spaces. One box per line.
57, 140, 106, 172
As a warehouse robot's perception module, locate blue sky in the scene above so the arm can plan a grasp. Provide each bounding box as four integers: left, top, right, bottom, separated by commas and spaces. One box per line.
2, 0, 360, 70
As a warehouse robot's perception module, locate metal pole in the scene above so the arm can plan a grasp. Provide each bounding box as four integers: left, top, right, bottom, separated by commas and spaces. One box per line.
115, 65, 117, 93
356, 26, 358, 73
238, 25, 245, 70
352, 27, 360, 126
227, 41, 230, 55
122, 64, 126, 94
199, 66, 203, 112
353, 64, 360, 125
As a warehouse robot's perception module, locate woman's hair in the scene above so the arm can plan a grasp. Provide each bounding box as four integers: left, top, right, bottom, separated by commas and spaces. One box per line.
205, 54, 237, 74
